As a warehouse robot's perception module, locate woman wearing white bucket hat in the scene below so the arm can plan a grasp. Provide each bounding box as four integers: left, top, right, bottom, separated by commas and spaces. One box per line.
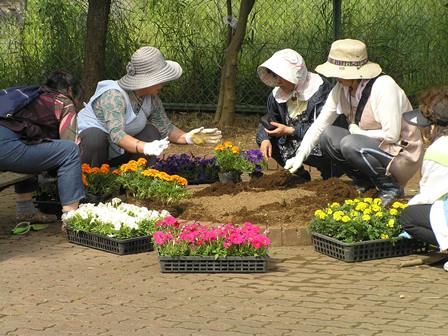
400, 88, 448, 268
284, 39, 424, 206
77, 46, 222, 167
256, 49, 345, 180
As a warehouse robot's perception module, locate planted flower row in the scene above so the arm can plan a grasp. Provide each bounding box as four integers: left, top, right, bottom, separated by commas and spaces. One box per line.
153, 216, 270, 257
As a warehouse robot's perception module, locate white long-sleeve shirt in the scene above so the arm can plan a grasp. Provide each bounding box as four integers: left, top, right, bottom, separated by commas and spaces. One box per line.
297, 75, 412, 159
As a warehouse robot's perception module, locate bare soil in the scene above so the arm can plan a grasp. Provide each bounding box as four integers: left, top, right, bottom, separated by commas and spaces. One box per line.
139, 112, 420, 229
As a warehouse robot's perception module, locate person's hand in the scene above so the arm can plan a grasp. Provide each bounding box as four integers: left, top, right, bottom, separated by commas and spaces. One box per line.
185, 127, 222, 145
143, 137, 169, 156
349, 123, 363, 135
284, 152, 306, 173
265, 122, 294, 137
260, 140, 272, 159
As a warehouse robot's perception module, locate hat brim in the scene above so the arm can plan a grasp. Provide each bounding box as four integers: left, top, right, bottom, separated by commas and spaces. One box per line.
118, 60, 182, 91
315, 61, 382, 79
403, 108, 432, 127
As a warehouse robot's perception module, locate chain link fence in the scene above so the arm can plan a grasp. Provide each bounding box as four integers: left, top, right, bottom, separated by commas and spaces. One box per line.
1, 0, 447, 113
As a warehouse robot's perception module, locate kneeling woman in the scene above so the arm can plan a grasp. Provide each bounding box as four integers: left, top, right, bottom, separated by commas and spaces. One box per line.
400, 88, 448, 256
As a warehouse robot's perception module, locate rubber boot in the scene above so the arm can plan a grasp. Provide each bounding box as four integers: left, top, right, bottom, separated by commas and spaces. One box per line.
372, 174, 404, 207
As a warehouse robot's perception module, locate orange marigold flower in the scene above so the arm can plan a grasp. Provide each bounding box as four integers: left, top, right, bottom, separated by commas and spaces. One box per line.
112, 169, 120, 175
82, 174, 88, 186
231, 146, 240, 154
100, 164, 110, 173
223, 141, 233, 148
90, 167, 100, 174
214, 144, 224, 152
137, 158, 147, 166
81, 163, 91, 173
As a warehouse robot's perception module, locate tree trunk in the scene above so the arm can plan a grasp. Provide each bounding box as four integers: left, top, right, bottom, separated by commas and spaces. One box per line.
214, 0, 255, 127
81, 0, 111, 100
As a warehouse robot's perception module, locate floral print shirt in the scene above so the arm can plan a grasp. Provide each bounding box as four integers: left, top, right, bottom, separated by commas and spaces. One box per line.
92, 89, 174, 144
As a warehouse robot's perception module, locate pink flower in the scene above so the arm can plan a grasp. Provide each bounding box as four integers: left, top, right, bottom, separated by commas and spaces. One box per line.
153, 231, 173, 245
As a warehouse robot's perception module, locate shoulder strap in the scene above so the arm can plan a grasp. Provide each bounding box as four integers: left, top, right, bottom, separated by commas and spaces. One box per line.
354, 75, 382, 125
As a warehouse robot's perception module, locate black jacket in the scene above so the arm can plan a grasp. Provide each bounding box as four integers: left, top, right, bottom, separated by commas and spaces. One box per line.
256, 78, 333, 145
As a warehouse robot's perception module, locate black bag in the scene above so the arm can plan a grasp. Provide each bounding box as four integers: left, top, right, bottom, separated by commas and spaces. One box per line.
0, 85, 42, 118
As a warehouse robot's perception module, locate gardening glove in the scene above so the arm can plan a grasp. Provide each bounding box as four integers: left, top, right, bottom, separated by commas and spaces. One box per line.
185, 127, 222, 145
284, 151, 306, 174
349, 123, 363, 135
143, 137, 169, 156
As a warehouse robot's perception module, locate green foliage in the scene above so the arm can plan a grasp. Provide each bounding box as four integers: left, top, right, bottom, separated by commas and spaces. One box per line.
309, 198, 407, 243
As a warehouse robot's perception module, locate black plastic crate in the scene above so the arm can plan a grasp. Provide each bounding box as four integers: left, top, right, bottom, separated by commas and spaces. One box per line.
66, 228, 152, 255
311, 232, 427, 262
158, 255, 269, 273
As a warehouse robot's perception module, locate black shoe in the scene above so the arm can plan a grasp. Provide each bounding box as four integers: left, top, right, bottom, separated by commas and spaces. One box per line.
352, 178, 375, 193
293, 168, 311, 182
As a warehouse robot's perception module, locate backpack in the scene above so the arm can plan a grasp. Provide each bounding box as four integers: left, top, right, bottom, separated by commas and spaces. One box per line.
0, 85, 43, 119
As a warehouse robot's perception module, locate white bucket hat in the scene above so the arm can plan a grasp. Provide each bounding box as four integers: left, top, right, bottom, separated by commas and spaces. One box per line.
257, 49, 323, 103
315, 39, 382, 80
118, 46, 182, 91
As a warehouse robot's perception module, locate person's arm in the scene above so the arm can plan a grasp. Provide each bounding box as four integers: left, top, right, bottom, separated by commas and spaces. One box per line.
284, 85, 340, 173
93, 90, 168, 155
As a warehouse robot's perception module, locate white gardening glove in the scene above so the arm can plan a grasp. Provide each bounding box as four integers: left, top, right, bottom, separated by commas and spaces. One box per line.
185, 127, 222, 145
349, 123, 363, 135
284, 152, 306, 174
143, 137, 169, 156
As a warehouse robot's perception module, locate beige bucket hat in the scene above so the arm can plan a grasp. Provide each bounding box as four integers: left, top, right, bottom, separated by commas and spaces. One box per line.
118, 46, 182, 91
315, 39, 382, 80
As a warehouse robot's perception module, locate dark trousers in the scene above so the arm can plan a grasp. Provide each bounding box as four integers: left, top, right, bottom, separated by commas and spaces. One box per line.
401, 204, 439, 246
79, 124, 161, 167
269, 137, 343, 179
319, 126, 393, 180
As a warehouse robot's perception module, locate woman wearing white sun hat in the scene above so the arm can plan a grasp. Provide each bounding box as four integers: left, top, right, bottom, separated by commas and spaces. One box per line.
256, 49, 346, 180
78, 46, 222, 167
284, 39, 424, 206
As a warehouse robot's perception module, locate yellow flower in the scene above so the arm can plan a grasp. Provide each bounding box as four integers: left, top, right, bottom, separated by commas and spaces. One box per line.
373, 198, 382, 205
330, 202, 340, 208
355, 202, 368, 211
344, 199, 354, 205
231, 146, 240, 154
362, 214, 371, 221
223, 141, 233, 148
363, 197, 373, 204
363, 208, 372, 215
372, 205, 381, 212
350, 210, 359, 218
333, 212, 343, 221
326, 208, 333, 215
375, 211, 383, 218
341, 216, 350, 223
136, 158, 147, 166
392, 201, 403, 209
380, 233, 389, 240
389, 208, 398, 216
388, 219, 395, 228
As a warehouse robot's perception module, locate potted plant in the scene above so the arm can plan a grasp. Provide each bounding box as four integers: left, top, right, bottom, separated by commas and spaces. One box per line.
62, 198, 169, 255
81, 163, 121, 203
309, 198, 426, 262
213, 141, 256, 183
153, 153, 219, 184
153, 216, 270, 273
243, 149, 268, 179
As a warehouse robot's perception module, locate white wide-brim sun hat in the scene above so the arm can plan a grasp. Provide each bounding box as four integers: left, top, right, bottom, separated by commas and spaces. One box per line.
257, 49, 323, 102
315, 39, 382, 80
118, 46, 182, 91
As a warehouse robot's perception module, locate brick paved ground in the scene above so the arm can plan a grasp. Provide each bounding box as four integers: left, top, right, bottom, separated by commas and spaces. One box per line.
1, 186, 448, 336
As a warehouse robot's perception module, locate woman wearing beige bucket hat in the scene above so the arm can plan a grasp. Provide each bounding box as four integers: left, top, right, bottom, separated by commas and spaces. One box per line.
256, 49, 346, 180
284, 39, 424, 206
77, 46, 222, 167
399, 88, 448, 269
